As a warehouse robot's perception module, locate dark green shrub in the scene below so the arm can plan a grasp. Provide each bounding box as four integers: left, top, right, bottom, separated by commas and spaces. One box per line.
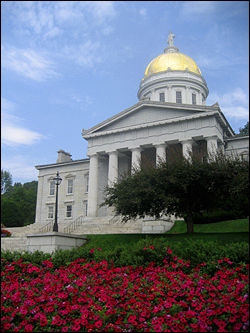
1, 235, 248, 276
193, 209, 243, 224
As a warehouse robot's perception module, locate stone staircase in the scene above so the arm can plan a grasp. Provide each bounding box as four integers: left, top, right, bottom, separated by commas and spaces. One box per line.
68, 217, 143, 234
1, 215, 175, 252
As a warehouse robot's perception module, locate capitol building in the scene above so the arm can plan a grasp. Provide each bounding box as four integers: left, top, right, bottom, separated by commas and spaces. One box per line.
34, 33, 249, 233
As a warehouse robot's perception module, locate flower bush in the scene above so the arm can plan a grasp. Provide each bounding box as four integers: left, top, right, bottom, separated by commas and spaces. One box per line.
1, 229, 11, 237
1, 249, 249, 332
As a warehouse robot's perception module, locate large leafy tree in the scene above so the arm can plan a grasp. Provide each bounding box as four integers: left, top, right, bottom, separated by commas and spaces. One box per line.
1, 197, 25, 227
102, 154, 249, 234
1, 173, 38, 227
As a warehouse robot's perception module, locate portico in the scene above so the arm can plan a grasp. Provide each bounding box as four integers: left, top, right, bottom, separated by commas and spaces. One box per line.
84, 113, 225, 217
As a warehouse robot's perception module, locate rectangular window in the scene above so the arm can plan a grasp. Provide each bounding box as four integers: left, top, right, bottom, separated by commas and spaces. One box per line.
48, 206, 54, 219
83, 200, 88, 216
85, 175, 89, 193
176, 91, 182, 103
192, 93, 197, 105
67, 179, 73, 194
49, 181, 55, 195
159, 92, 165, 102
66, 205, 72, 218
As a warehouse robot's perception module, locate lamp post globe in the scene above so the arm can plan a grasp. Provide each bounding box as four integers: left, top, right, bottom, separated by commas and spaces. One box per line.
53, 171, 62, 232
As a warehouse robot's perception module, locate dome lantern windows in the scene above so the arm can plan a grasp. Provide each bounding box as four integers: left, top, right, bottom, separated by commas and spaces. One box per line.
176, 91, 182, 104
159, 92, 165, 102
192, 93, 197, 105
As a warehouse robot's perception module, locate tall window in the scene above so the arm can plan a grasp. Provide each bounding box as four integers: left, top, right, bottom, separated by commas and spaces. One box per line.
48, 206, 54, 219
83, 200, 88, 216
176, 91, 182, 104
66, 205, 72, 218
67, 179, 73, 194
85, 174, 89, 193
159, 92, 165, 102
49, 181, 55, 195
192, 93, 197, 105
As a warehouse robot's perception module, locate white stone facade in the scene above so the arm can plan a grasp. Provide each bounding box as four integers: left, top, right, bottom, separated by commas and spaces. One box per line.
35, 35, 249, 228
35, 157, 89, 225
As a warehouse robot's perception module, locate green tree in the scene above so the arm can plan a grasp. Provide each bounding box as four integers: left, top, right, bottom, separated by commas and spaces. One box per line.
1, 170, 12, 194
237, 121, 249, 136
1, 197, 25, 227
1, 179, 38, 227
102, 153, 249, 234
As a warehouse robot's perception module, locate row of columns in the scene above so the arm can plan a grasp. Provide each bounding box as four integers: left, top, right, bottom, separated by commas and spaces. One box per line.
87, 137, 218, 217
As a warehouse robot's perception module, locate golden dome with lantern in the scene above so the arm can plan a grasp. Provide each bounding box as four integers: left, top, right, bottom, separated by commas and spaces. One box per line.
144, 32, 202, 77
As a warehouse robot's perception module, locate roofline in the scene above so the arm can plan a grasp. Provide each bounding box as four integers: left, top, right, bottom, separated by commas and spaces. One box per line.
35, 158, 89, 170
82, 100, 230, 138
226, 135, 249, 142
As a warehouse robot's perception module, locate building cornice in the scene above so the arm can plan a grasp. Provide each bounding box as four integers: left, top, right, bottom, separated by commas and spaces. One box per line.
82, 100, 225, 138
82, 110, 232, 139
35, 158, 89, 170
226, 135, 249, 142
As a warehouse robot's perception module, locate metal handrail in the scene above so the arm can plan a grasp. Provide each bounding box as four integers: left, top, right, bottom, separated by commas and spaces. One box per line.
39, 221, 54, 233
109, 215, 125, 224
64, 215, 85, 234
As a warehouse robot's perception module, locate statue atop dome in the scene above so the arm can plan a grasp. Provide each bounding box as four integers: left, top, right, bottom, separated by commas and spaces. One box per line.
164, 31, 179, 53
168, 32, 175, 47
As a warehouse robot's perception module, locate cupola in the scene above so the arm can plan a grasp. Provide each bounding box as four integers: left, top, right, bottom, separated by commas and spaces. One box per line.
137, 32, 209, 105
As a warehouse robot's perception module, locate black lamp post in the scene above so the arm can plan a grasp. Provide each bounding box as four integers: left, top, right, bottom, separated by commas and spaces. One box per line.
53, 171, 62, 232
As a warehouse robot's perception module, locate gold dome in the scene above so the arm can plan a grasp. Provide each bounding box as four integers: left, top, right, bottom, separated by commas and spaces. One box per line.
144, 52, 202, 77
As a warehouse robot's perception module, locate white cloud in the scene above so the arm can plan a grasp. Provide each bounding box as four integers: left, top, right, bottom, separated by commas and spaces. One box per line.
1, 155, 39, 183
2, 45, 58, 82
62, 40, 102, 68
208, 88, 249, 120
1, 98, 45, 147
2, 1, 118, 72
82, 1, 116, 23
221, 106, 248, 120
2, 125, 44, 147
3, 1, 116, 37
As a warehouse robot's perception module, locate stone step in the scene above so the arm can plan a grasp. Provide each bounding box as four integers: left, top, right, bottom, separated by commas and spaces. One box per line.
3, 217, 175, 238
1, 218, 175, 252
71, 224, 142, 234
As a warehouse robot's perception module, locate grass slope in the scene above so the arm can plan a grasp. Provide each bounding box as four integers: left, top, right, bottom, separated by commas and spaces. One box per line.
85, 218, 249, 249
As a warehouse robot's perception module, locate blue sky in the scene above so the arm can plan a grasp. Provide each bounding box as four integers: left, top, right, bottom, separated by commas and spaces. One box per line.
1, 1, 249, 184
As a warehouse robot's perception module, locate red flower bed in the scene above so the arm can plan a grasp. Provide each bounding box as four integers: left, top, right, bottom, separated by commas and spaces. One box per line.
1, 229, 11, 237
1, 252, 249, 332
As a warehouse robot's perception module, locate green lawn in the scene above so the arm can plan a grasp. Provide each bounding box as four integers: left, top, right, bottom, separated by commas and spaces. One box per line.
85, 218, 249, 249
168, 218, 249, 233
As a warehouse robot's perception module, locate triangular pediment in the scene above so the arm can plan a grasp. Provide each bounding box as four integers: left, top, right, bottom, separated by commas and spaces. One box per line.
82, 101, 220, 138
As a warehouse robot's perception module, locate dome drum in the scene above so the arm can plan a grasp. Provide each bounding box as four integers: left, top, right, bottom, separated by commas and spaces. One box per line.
138, 70, 209, 105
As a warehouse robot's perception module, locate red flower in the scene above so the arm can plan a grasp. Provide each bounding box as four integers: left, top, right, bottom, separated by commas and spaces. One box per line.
1, 254, 248, 333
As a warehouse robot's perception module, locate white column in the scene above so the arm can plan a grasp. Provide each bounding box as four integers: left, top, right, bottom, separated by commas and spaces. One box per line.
198, 92, 202, 105
35, 176, 44, 224
155, 144, 166, 165
169, 85, 174, 103
87, 153, 99, 217
185, 86, 190, 104
206, 136, 218, 159
131, 148, 142, 173
182, 140, 193, 160
108, 151, 118, 186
